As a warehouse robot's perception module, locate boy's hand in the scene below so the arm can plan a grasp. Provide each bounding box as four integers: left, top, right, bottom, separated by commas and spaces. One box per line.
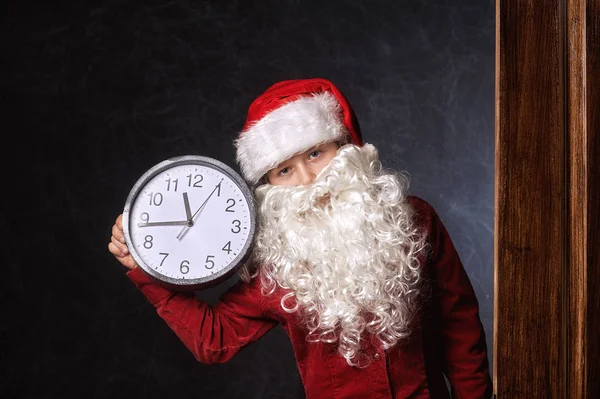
108, 214, 138, 270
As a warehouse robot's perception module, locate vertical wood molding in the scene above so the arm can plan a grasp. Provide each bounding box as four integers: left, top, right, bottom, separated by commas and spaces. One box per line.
496, 0, 599, 397
495, 0, 566, 397
585, 1, 599, 394
568, 1, 600, 397
566, 1, 586, 397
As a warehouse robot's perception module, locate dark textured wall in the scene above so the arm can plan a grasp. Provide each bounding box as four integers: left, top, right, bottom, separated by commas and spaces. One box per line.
2, 0, 495, 397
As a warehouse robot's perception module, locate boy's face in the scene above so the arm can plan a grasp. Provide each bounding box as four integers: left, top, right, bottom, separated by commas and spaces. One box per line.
266, 141, 341, 186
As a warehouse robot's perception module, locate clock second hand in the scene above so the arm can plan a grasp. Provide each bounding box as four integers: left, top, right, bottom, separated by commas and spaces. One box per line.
176, 180, 222, 240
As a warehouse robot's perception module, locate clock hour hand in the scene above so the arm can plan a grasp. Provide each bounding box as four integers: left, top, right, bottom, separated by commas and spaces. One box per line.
183, 192, 193, 222
138, 220, 189, 227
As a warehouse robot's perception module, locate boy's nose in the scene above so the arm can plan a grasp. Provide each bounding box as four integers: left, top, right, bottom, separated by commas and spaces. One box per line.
297, 164, 317, 185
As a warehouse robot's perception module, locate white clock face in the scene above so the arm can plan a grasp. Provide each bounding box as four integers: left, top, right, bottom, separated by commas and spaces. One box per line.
127, 161, 253, 284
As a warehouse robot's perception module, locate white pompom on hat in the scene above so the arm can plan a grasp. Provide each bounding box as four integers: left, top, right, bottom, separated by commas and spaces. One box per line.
234, 78, 363, 185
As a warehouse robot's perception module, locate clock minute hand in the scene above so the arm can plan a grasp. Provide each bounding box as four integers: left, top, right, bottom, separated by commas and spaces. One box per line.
138, 220, 189, 227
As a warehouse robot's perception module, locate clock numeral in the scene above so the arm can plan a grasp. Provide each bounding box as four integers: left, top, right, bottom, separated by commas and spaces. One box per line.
180, 260, 190, 274
141, 212, 150, 223
159, 252, 169, 266
165, 178, 178, 192
205, 255, 215, 269
216, 181, 222, 196
222, 241, 232, 254
148, 192, 163, 206
231, 220, 241, 233
225, 198, 235, 212
143, 235, 154, 249
186, 173, 203, 188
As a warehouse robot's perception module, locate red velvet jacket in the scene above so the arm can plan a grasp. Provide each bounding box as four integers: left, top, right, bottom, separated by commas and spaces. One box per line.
126, 196, 492, 398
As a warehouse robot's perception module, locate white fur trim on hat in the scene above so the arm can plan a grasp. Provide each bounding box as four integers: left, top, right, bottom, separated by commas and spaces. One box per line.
235, 92, 348, 185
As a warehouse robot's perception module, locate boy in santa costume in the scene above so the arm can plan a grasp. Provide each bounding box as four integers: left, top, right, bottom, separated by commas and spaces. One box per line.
108, 78, 492, 398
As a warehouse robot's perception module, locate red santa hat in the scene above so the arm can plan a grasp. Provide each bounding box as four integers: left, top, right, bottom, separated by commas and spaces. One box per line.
234, 78, 363, 185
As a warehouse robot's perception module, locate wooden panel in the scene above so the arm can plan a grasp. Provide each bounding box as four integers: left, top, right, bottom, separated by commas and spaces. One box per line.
494, 0, 566, 397
497, 0, 599, 397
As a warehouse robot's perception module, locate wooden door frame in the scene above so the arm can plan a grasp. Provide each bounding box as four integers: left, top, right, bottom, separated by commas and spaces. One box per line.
494, 0, 599, 397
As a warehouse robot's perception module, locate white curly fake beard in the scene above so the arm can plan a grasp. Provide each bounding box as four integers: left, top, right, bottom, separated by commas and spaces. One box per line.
242, 143, 427, 367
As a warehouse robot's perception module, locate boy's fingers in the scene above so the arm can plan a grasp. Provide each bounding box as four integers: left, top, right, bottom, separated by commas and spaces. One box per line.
108, 242, 122, 257
112, 224, 125, 244
108, 242, 137, 270
111, 236, 129, 256
116, 214, 123, 229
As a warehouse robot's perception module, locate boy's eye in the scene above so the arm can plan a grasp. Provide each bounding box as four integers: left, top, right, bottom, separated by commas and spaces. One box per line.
279, 167, 290, 176
309, 150, 321, 159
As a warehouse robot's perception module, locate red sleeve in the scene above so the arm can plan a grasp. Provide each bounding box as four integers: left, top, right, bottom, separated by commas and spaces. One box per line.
126, 266, 278, 364
411, 197, 493, 399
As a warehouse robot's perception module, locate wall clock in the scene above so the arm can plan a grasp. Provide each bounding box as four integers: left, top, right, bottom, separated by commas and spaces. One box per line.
122, 155, 256, 291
